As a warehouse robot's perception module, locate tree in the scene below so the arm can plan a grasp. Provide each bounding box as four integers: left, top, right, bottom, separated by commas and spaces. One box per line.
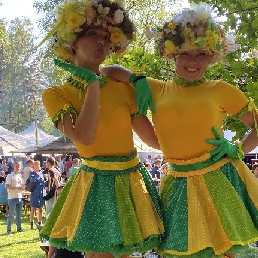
0, 17, 46, 133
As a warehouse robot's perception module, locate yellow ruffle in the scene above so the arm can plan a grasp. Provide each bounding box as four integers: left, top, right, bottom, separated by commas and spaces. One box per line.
82, 157, 139, 171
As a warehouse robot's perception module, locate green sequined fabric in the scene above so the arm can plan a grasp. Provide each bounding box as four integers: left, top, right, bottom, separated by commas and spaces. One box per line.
159, 161, 258, 257
173, 75, 205, 87
40, 153, 163, 257
232, 102, 249, 120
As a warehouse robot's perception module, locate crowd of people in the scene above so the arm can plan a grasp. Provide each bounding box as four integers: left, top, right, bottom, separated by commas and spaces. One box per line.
1, 0, 258, 258
0, 155, 82, 235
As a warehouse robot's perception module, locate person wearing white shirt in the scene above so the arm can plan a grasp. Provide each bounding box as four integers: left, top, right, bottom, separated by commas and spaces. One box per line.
5, 161, 25, 235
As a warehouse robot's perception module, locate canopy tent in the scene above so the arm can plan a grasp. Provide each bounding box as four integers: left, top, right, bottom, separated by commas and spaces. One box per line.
18, 123, 58, 147
23, 136, 77, 154
0, 126, 34, 155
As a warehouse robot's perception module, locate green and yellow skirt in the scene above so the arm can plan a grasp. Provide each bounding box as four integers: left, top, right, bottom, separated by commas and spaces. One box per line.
40, 150, 164, 257
159, 152, 258, 258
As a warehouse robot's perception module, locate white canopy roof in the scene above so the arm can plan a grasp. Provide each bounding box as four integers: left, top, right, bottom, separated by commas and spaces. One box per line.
18, 123, 58, 147
0, 126, 34, 155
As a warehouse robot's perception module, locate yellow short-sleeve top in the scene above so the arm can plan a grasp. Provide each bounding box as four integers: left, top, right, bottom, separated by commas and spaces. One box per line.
42, 78, 138, 158
147, 78, 248, 160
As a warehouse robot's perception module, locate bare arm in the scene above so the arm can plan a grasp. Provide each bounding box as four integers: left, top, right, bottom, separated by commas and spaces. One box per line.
132, 116, 160, 150
56, 81, 100, 146
101, 64, 132, 83
240, 111, 258, 153
5, 184, 24, 190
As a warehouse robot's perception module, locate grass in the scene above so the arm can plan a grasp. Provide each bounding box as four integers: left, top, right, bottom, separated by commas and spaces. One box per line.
0, 210, 46, 258
0, 209, 258, 258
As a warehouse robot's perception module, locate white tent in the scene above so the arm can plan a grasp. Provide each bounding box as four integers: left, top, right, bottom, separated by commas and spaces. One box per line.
133, 132, 162, 160
0, 126, 34, 155
18, 123, 58, 147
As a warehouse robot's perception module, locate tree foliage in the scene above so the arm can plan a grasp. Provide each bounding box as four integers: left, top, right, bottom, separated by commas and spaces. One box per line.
0, 17, 46, 133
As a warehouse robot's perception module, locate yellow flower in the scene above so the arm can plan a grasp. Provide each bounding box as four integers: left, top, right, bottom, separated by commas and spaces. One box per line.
165, 40, 176, 53
108, 27, 126, 44
65, 12, 85, 32
168, 22, 176, 30
205, 30, 219, 50
63, 104, 70, 110
53, 46, 72, 62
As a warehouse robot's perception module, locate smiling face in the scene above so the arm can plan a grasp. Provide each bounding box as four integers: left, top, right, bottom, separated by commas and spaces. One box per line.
175, 49, 211, 82
73, 26, 111, 71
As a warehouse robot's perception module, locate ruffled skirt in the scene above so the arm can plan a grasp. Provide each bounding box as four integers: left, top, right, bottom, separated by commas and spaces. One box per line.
40, 151, 164, 257
159, 154, 258, 258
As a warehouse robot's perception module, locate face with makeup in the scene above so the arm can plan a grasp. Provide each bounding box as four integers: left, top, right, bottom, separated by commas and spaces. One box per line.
175, 49, 211, 82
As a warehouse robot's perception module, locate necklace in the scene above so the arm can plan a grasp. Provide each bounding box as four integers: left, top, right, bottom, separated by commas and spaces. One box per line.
67, 74, 108, 89
173, 75, 205, 87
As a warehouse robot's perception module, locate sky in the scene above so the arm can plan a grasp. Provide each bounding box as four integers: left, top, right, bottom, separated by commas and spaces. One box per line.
0, 0, 41, 37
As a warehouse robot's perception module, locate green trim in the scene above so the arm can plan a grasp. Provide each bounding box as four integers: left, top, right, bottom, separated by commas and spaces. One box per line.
131, 112, 144, 120
67, 74, 107, 89
79, 163, 140, 175
82, 149, 137, 162
159, 245, 247, 258
42, 234, 161, 257
52, 106, 77, 125
169, 155, 223, 172
232, 102, 248, 120
159, 177, 188, 252
173, 75, 205, 87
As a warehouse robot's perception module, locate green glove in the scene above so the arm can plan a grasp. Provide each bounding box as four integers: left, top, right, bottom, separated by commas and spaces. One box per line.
206, 127, 244, 161
54, 59, 99, 88
129, 73, 155, 116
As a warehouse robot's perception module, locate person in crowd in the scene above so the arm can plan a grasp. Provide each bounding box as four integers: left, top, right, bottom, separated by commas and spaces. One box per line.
57, 156, 65, 174
1, 159, 8, 174
150, 159, 162, 190
67, 158, 80, 180
46, 157, 61, 181
38, 0, 164, 257
65, 156, 73, 173
5, 161, 25, 235
6, 158, 14, 175
22, 159, 34, 182
0, 175, 8, 215
43, 169, 60, 217
252, 163, 258, 179
29, 160, 45, 230
102, 3, 258, 257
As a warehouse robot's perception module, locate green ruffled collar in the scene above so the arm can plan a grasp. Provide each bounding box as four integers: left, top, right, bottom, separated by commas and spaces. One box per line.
174, 75, 205, 87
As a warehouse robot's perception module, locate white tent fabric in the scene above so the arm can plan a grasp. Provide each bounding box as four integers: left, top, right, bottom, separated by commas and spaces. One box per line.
18, 123, 58, 147
224, 130, 258, 154
0, 126, 34, 155
133, 132, 162, 160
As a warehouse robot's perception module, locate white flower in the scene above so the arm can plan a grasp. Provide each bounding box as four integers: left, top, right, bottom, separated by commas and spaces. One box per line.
114, 9, 124, 23
144, 26, 163, 39
114, 0, 124, 8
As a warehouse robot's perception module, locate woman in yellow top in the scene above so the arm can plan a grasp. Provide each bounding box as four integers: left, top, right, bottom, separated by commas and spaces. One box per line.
103, 3, 258, 258
38, 1, 164, 257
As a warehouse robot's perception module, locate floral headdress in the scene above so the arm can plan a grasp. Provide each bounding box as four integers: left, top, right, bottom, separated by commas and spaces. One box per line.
38, 0, 135, 62
145, 2, 240, 64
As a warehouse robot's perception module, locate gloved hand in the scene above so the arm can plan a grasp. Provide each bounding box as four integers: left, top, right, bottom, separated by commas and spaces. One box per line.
206, 127, 244, 161
54, 59, 99, 88
129, 73, 155, 116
